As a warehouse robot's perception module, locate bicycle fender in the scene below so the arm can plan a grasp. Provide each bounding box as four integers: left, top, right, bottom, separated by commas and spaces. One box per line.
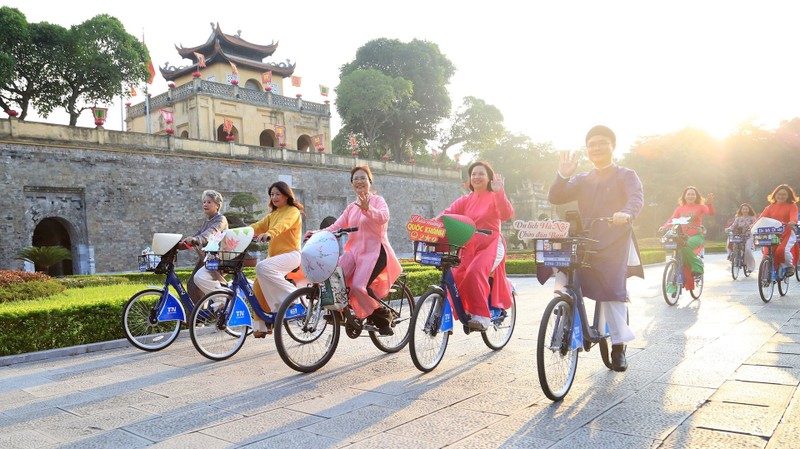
570, 306, 584, 350
157, 291, 186, 322
227, 288, 253, 328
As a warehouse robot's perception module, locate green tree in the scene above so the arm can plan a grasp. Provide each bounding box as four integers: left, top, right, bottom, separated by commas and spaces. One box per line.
226, 192, 263, 227
480, 133, 560, 197
58, 14, 149, 126
340, 38, 455, 161
437, 96, 505, 163
0, 7, 67, 119
16, 246, 71, 273
335, 69, 413, 159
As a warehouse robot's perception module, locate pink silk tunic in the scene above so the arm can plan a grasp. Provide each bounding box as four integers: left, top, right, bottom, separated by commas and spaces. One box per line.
324, 193, 402, 319
443, 190, 515, 318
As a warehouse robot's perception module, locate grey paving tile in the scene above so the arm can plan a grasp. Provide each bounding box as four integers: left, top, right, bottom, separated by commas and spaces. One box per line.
455, 385, 538, 416
550, 428, 659, 449
389, 406, 505, 446
122, 406, 242, 442
588, 399, 697, 440
346, 432, 441, 449
41, 428, 151, 449
746, 351, 800, 369
687, 400, 785, 437
200, 408, 323, 445
710, 380, 794, 407
237, 429, 347, 448
286, 389, 392, 418
660, 423, 767, 449
481, 403, 604, 442
300, 404, 425, 443
0, 429, 57, 449
145, 431, 230, 449
38, 406, 156, 443
733, 364, 800, 386
766, 386, 800, 449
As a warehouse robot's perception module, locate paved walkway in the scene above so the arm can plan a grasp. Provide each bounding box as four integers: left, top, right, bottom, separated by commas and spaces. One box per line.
1, 254, 800, 448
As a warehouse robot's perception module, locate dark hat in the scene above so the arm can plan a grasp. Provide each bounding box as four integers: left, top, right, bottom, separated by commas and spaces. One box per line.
585, 125, 616, 146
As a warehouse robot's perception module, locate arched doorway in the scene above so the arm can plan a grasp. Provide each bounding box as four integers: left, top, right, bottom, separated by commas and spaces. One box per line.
260, 129, 277, 147
217, 124, 239, 143
180, 130, 189, 139
297, 134, 313, 152
32, 218, 73, 276
244, 79, 261, 90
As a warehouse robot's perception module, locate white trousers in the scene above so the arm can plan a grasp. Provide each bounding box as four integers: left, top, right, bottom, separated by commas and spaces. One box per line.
193, 266, 226, 296
553, 270, 635, 345
256, 250, 301, 314
782, 232, 797, 268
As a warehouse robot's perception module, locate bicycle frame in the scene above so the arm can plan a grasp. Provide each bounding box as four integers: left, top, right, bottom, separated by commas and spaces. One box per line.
222, 268, 307, 328
154, 268, 195, 323
555, 262, 609, 350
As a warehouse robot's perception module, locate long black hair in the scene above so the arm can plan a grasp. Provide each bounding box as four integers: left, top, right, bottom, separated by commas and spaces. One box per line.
268, 181, 304, 212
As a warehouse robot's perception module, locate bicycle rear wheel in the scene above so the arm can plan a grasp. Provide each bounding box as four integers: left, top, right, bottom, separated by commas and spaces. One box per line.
690, 273, 703, 299
189, 291, 248, 361
662, 260, 681, 306
482, 292, 517, 350
274, 287, 340, 373
409, 290, 449, 373
122, 288, 181, 351
758, 257, 774, 303
370, 281, 415, 353
537, 295, 578, 401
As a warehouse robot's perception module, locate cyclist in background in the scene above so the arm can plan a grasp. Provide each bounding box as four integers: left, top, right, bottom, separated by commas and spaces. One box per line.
544, 125, 643, 372
659, 186, 715, 288
726, 203, 757, 272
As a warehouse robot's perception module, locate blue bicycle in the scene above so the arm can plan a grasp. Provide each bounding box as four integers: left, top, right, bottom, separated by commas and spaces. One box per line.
754, 225, 789, 303
408, 224, 517, 373
661, 219, 704, 306
187, 226, 309, 361
122, 234, 198, 351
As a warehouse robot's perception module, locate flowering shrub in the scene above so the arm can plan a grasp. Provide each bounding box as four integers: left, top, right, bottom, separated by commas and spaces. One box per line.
0, 270, 51, 287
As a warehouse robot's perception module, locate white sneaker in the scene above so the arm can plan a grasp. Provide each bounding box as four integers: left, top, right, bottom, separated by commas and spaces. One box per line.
468, 315, 492, 331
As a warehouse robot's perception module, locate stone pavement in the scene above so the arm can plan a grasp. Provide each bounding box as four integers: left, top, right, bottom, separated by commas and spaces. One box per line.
1, 253, 800, 448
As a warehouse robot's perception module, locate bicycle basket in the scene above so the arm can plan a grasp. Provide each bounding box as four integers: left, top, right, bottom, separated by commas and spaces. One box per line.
205, 251, 245, 273
728, 233, 744, 244
413, 241, 460, 267
754, 234, 781, 247
138, 254, 162, 272
534, 238, 586, 268
661, 234, 679, 250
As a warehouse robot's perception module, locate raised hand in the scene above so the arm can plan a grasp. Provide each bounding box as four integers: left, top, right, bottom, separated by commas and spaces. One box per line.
558, 151, 579, 178
357, 192, 370, 210
255, 233, 271, 243
706, 192, 714, 204
491, 173, 505, 191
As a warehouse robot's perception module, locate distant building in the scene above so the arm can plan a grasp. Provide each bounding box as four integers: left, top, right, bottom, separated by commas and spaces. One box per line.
125, 23, 331, 152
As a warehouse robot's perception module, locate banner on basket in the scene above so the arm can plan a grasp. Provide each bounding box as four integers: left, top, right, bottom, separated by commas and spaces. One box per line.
513, 220, 570, 239
406, 214, 446, 242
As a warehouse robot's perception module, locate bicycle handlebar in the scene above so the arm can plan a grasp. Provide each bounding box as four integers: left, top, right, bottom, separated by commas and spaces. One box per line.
476, 229, 492, 235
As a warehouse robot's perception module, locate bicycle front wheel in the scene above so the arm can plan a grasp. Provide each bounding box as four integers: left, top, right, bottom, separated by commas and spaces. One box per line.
537, 295, 578, 401
731, 251, 740, 280
409, 290, 450, 373
370, 281, 415, 353
274, 287, 340, 373
662, 260, 681, 306
122, 288, 181, 351
189, 291, 248, 361
690, 273, 703, 299
779, 270, 790, 297
759, 257, 774, 303
482, 292, 517, 350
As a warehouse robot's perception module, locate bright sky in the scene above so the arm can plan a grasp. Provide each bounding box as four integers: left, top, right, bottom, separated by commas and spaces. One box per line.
6, 0, 800, 153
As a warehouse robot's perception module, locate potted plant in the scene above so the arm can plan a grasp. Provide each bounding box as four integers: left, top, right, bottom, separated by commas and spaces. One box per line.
225, 193, 268, 265
16, 246, 72, 275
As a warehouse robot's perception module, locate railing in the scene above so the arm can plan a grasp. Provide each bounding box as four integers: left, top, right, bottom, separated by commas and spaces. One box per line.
125, 79, 330, 119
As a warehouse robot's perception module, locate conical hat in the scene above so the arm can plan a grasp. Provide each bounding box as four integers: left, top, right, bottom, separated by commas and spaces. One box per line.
219, 227, 255, 255
151, 233, 182, 255
442, 214, 476, 247
301, 231, 340, 283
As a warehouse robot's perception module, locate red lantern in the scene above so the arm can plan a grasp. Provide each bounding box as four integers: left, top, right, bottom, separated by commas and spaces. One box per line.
7, 110, 18, 117
192, 71, 202, 78
165, 128, 174, 134
296, 93, 302, 98
279, 142, 286, 147
226, 135, 235, 141
230, 79, 239, 85
381, 154, 390, 160
265, 86, 272, 92
409, 158, 416, 164
124, 102, 131, 107
351, 150, 358, 156
167, 81, 176, 88
317, 147, 325, 152
324, 100, 330, 105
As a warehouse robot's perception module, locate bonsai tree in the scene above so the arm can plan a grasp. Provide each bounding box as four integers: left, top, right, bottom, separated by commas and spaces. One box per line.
17, 246, 71, 273
225, 192, 268, 255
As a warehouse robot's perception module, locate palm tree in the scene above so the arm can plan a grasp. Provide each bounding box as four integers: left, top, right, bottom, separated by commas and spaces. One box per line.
16, 246, 72, 273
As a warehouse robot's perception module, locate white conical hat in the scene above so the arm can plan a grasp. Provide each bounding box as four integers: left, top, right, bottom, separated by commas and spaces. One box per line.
151, 233, 182, 255
219, 227, 255, 256
301, 231, 340, 283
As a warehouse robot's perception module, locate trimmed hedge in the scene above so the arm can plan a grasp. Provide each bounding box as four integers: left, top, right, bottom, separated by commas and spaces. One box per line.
0, 280, 66, 304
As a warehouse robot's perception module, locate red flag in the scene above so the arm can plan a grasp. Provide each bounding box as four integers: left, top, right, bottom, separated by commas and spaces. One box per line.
274, 125, 286, 139
143, 43, 155, 85
348, 135, 358, 149
160, 109, 174, 125
262, 71, 272, 85
312, 134, 324, 149
319, 85, 329, 97
194, 52, 206, 68
223, 118, 233, 134
229, 62, 238, 75
130, 86, 137, 97
291, 76, 301, 87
